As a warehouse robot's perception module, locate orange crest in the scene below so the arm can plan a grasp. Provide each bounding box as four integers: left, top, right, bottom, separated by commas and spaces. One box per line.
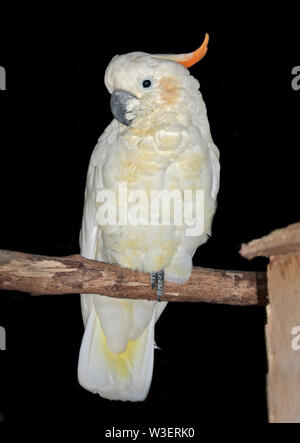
154, 33, 209, 68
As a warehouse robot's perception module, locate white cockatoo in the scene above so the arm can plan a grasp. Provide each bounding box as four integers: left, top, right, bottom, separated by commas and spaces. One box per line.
78, 34, 220, 401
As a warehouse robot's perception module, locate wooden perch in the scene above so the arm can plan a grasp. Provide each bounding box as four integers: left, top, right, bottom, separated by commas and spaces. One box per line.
0, 249, 267, 305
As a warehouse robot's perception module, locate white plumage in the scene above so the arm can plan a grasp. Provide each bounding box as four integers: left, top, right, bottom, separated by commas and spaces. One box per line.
78, 35, 220, 401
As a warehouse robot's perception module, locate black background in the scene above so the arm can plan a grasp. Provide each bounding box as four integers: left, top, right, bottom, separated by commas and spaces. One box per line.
0, 8, 299, 428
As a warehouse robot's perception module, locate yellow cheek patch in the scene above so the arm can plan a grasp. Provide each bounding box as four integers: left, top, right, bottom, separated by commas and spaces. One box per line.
159, 77, 180, 105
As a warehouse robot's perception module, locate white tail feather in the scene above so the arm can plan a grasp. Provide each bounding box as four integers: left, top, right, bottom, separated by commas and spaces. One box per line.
78, 303, 156, 401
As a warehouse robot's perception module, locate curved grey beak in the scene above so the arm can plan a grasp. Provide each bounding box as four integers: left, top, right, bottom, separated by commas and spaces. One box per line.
110, 89, 138, 126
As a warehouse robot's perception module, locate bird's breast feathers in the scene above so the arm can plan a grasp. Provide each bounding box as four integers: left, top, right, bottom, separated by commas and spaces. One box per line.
86, 118, 218, 273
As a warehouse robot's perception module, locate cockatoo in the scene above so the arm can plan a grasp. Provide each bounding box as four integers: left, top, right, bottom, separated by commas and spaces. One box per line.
78, 33, 220, 401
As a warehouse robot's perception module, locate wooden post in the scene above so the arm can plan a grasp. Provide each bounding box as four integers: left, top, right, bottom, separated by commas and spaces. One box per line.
241, 222, 300, 423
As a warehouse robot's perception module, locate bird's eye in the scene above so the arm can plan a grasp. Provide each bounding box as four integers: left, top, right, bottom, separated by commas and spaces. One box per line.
142, 79, 152, 88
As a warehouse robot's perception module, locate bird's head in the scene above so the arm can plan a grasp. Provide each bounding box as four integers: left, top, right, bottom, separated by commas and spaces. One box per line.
104, 34, 209, 131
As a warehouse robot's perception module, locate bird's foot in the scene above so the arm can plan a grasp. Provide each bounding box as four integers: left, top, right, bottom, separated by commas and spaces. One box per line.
150, 270, 164, 302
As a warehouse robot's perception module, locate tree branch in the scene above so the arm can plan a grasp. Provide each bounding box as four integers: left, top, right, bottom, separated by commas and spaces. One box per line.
0, 249, 268, 305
